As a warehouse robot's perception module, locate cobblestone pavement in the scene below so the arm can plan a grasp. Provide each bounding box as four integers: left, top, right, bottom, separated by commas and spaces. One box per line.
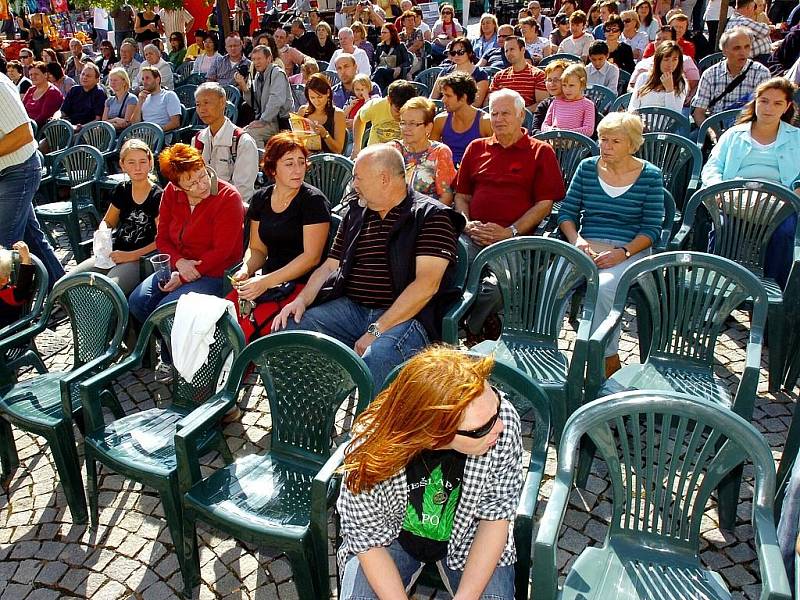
0, 242, 796, 600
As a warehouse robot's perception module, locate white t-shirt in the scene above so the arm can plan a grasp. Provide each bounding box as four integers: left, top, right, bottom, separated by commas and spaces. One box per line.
558, 34, 595, 58
330, 47, 372, 75
704, 0, 735, 21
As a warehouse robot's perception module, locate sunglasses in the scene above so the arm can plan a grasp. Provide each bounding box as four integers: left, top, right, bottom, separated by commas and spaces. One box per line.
448, 48, 467, 56
442, 10, 453, 14
605, 27, 621, 33
456, 388, 501, 439
622, 18, 632, 22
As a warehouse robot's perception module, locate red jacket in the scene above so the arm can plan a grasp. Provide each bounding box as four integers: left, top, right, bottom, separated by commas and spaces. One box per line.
156, 179, 245, 278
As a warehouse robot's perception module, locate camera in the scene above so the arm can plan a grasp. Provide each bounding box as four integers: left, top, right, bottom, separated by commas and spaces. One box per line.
237, 63, 250, 77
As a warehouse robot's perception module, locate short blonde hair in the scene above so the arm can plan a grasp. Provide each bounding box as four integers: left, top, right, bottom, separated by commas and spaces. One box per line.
597, 112, 644, 152
561, 63, 588, 89
108, 67, 131, 90
352, 73, 373, 91
620, 9, 639, 25
400, 96, 436, 124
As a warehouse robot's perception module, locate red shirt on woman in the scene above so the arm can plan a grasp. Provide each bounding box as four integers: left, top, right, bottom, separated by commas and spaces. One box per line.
156, 178, 245, 278
22, 83, 64, 128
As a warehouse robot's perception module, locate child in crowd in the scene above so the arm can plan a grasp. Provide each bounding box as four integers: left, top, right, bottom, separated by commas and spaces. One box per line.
558, 10, 595, 61
289, 58, 320, 85
587, 40, 620, 92
532, 58, 567, 134
0, 242, 36, 329
346, 74, 377, 121
542, 63, 596, 137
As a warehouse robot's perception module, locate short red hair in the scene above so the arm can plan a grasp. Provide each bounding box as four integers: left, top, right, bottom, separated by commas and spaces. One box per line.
262, 132, 310, 178
159, 143, 206, 185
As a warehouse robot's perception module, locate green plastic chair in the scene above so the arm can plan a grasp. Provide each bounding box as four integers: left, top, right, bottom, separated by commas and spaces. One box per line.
539, 53, 581, 66
0, 273, 128, 523
670, 179, 800, 392
698, 51, 725, 72
617, 69, 632, 95
0, 255, 49, 376
305, 153, 354, 211
97, 122, 166, 190
323, 70, 341, 88
532, 390, 790, 600
585, 251, 768, 531
74, 120, 116, 154
175, 331, 374, 598
696, 108, 741, 156
410, 80, 429, 97
381, 357, 551, 600
174, 83, 198, 107
585, 84, 615, 115
611, 92, 632, 111
78, 302, 245, 588
35, 145, 105, 262
443, 237, 598, 440
222, 84, 241, 106
415, 67, 443, 91
635, 132, 702, 217
36, 118, 74, 168
636, 106, 691, 137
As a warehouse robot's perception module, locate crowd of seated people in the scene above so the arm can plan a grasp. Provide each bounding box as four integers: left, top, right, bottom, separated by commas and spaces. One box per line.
1, 3, 800, 597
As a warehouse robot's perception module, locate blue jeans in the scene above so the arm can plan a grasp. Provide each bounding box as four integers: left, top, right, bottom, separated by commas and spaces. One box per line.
0, 152, 64, 288
286, 296, 429, 388
340, 540, 515, 600
128, 272, 223, 324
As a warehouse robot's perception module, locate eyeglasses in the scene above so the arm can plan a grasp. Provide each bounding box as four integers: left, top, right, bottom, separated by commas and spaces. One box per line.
545, 77, 561, 83
180, 169, 209, 191
622, 18, 633, 23
660, 25, 674, 32
399, 120, 425, 128
498, 34, 510, 39
456, 388, 501, 439
448, 48, 467, 56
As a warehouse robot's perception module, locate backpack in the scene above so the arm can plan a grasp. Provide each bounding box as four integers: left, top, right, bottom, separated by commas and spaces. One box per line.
193, 126, 245, 163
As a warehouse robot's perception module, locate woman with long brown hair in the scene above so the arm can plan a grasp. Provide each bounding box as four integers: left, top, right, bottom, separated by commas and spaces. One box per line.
298, 73, 347, 154
628, 40, 686, 112
337, 347, 522, 600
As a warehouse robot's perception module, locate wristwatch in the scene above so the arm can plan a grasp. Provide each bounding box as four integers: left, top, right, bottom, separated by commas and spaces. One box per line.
367, 322, 382, 338
616, 246, 631, 258
509, 224, 519, 237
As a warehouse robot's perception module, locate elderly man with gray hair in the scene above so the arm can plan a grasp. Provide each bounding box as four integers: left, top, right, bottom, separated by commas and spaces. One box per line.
453, 88, 565, 340
272, 143, 465, 387
236, 44, 293, 149
329, 27, 372, 75
193, 82, 259, 203
133, 43, 174, 92
691, 26, 770, 126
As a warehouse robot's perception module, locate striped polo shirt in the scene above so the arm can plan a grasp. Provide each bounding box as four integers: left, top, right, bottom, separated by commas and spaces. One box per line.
329, 203, 457, 309
0, 73, 36, 171
489, 64, 546, 107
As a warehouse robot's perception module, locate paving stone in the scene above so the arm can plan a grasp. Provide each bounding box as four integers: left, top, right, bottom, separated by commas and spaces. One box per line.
95, 580, 128, 599
721, 565, 757, 587
36, 561, 69, 586
27, 588, 62, 600
10, 559, 40, 585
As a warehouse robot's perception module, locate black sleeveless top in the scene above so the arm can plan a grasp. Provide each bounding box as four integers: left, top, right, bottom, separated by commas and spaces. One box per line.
135, 11, 160, 43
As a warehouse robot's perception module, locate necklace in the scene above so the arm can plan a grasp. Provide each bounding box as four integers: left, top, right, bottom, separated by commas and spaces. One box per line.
419, 450, 457, 506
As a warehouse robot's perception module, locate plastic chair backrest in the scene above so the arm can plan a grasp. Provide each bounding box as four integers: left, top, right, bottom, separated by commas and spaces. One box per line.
53, 145, 105, 190
39, 119, 74, 151
0, 254, 48, 340
29, 119, 37, 138
291, 83, 306, 110
410, 81, 429, 97
175, 84, 198, 107
585, 85, 615, 114
317, 60, 329, 72
539, 53, 581, 66
139, 302, 246, 412
176, 61, 194, 79
224, 101, 238, 123
116, 122, 166, 155
306, 153, 354, 209
223, 331, 374, 465
637, 106, 691, 136
680, 180, 800, 276
46, 272, 128, 370
636, 132, 702, 211
323, 70, 341, 88
75, 120, 117, 153
533, 130, 600, 190
696, 108, 741, 150
617, 69, 632, 95
610, 91, 632, 112
698, 52, 724, 72
616, 251, 767, 365
658, 190, 676, 251
414, 67, 443, 91
559, 390, 776, 551
468, 237, 599, 343
222, 84, 241, 106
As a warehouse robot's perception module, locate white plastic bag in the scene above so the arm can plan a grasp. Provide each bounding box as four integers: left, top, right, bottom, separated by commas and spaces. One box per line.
93, 222, 115, 269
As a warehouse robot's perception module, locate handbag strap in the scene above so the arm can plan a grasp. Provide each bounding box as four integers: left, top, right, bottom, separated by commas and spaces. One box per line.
708, 60, 752, 110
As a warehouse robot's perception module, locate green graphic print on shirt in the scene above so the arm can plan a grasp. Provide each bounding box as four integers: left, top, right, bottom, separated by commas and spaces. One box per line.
402, 464, 461, 542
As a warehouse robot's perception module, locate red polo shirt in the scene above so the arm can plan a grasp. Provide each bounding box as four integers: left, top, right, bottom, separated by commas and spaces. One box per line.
643, 37, 695, 59
455, 132, 565, 227
489, 64, 547, 107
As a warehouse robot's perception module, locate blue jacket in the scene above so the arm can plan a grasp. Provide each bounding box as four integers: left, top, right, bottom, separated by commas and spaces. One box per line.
702, 120, 800, 190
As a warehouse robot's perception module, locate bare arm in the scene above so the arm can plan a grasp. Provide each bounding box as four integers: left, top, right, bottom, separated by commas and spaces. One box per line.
163, 113, 181, 132
0, 122, 33, 158
355, 548, 408, 600
351, 111, 367, 158
453, 520, 509, 600
430, 113, 446, 141
454, 192, 472, 220
692, 106, 706, 127
474, 80, 489, 108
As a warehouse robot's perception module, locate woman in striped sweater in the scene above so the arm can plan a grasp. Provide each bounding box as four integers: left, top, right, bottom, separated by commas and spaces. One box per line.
558, 112, 665, 376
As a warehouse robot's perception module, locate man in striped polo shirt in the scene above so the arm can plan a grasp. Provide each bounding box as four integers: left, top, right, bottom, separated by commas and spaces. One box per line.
489, 36, 548, 111
273, 145, 465, 386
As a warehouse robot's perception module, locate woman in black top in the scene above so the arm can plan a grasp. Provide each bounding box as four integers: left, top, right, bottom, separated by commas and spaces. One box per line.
298, 73, 347, 155
604, 15, 636, 75
372, 23, 412, 92
71, 139, 162, 295
228, 133, 331, 341
134, 6, 162, 49
306, 21, 337, 62
95, 40, 118, 80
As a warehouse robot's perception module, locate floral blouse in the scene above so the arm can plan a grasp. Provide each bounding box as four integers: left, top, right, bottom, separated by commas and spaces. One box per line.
390, 140, 456, 201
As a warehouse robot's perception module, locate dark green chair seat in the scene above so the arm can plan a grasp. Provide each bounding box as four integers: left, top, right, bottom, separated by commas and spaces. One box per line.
560, 546, 730, 600
0, 273, 128, 524
34, 198, 96, 216
608, 362, 732, 406
471, 339, 568, 386
533, 390, 791, 600
176, 331, 374, 599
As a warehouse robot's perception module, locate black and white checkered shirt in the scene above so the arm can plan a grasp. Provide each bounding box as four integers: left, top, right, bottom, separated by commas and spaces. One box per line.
337, 397, 524, 571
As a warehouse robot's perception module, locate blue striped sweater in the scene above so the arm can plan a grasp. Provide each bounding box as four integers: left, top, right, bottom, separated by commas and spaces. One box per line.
557, 156, 665, 244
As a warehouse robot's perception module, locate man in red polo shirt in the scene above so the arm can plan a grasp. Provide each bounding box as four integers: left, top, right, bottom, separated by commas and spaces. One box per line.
488, 36, 548, 111
454, 88, 565, 338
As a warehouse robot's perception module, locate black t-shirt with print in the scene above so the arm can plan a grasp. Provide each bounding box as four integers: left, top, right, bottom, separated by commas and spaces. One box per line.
110, 181, 162, 252
398, 449, 468, 563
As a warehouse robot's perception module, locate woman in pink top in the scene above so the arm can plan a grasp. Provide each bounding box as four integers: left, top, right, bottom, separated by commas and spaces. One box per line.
542, 63, 595, 137
22, 61, 64, 128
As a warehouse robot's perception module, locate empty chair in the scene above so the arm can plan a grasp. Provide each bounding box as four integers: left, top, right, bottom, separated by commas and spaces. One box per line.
305, 153, 354, 210
74, 120, 116, 154
585, 84, 616, 114
636, 106, 691, 136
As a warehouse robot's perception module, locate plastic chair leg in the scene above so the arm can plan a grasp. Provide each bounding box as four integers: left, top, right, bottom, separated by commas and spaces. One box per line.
180, 510, 202, 595
513, 517, 532, 600
767, 304, 786, 392
575, 435, 596, 489
213, 432, 233, 464
287, 544, 322, 600
0, 418, 20, 489
47, 421, 88, 524
717, 464, 743, 531
775, 405, 800, 518
67, 218, 88, 263
86, 452, 100, 528
158, 476, 196, 596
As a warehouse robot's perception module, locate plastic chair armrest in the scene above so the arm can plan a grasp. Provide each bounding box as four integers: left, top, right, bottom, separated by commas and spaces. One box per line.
669, 224, 691, 250
752, 508, 792, 600
0, 316, 48, 356
58, 347, 120, 419
532, 475, 571, 600
311, 442, 348, 517
517, 456, 545, 522
441, 291, 476, 344
223, 262, 244, 296
79, 353, 144, 433
175, 392, 236, 493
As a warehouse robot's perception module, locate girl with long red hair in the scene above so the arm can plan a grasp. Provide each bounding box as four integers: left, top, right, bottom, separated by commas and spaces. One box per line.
338, 347, 523, 600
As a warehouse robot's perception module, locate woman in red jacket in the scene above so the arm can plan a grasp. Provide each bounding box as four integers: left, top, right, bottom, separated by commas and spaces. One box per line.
128, 143, 245, 324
